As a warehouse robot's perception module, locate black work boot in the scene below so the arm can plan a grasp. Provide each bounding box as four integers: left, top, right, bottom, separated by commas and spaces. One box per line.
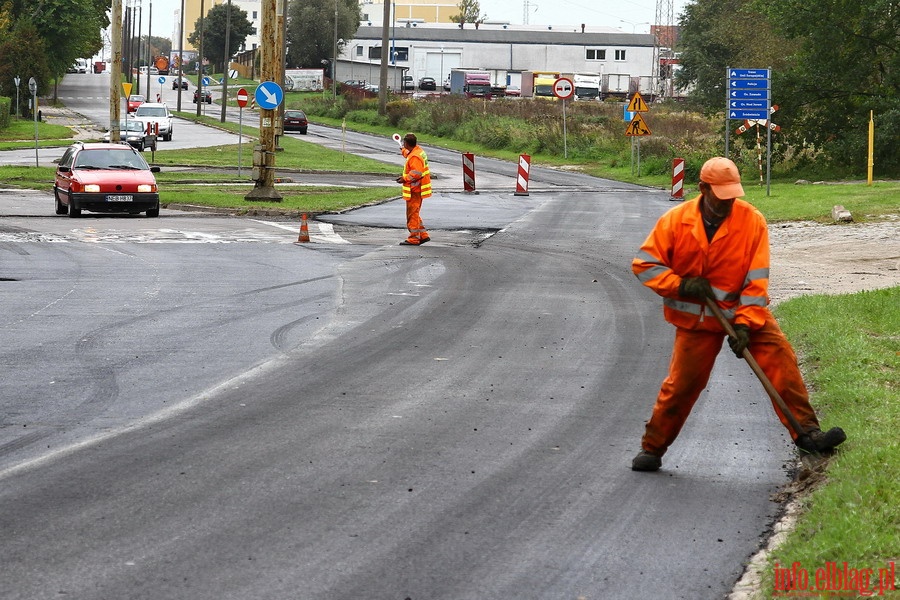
631, 450, 662, 472
796, 427, 847, 453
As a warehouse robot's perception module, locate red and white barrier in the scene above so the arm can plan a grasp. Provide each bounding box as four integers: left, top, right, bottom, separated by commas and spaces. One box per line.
462, 153, 475, 192
514, 154, 531, 196
671, 157, 685, 200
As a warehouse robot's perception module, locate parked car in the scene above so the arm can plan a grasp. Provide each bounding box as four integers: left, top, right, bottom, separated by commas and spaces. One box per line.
401, 75, 415, 91
171, 77, 188, 90
53, 142, 161, 218
443, 77, 451, 91
418, 77, 436, 90
193, 89, 212, 103
283, 110, 309, 134
505, 85, 522, 97
132, 103, 174, 141
126, 94, 145, 113
102, 120, 152, 152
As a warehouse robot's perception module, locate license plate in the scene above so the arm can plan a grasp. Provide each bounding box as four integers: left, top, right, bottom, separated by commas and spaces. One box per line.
107, 195, 133, 202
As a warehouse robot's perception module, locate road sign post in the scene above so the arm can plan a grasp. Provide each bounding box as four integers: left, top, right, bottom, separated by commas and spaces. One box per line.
726, 67, 773, 195
553, 78, 574, 158
625, 92, 651, 176
236, 88, 249, 177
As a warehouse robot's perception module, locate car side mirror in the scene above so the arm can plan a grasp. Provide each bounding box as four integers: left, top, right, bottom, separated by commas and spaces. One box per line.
58, 166, 71, 173
150, 166, 161, 173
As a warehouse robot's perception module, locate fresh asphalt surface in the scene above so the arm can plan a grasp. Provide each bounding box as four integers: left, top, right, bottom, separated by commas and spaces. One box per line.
0, 74, 795, 599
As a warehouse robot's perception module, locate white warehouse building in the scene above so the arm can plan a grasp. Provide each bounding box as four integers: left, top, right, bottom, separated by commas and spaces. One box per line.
339, 24, 659, 97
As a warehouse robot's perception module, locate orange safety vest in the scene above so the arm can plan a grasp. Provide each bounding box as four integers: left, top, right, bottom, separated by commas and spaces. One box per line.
632, 195, 770, 331
401, 146, 432, 200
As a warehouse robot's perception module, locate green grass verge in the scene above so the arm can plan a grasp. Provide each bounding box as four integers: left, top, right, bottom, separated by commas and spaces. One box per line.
763, 288, 900, 597
160, 183, 395, 213
0, 117, 76, 150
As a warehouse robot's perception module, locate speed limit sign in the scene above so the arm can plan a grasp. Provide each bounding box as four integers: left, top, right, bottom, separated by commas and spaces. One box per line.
552, 77, 574, 100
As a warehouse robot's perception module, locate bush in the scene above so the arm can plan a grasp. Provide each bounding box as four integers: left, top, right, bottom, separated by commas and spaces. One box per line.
0, 97, 10, 129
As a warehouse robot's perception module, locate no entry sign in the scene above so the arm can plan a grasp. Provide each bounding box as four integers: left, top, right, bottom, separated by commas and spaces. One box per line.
236, 88, 249, 108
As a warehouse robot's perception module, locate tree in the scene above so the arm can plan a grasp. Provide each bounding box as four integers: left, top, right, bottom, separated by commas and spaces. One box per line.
285, 0, 361, 70
754, 0, 900, 174
675, 0, 790, 111
449, 0, 487, 28
187, 3, 255, 73
0, 0, 107, 80
0, 21, 53, 115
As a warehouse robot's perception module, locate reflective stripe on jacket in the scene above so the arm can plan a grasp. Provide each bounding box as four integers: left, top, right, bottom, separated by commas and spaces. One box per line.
631, 195, 770, 331
401, 146, 432, 200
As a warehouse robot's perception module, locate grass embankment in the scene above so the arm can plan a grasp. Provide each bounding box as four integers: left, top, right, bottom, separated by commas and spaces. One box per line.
764, 289, 899, 598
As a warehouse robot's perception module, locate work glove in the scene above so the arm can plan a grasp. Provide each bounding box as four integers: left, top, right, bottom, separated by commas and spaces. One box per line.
728, 324, 751, 358
679, 276, 714, 300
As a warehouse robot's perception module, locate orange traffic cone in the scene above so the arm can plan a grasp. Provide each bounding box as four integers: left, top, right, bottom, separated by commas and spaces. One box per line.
296, 213, 311, 243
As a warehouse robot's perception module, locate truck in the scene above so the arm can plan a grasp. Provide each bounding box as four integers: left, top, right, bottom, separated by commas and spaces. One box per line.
449, 69, 492, 99
602, 73, 631, 99
573, 73, 601, 101
154, 55, 170, 75
533, 74, 559, 100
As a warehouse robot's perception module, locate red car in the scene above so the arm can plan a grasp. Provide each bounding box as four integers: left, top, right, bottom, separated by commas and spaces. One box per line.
127, 94, 145, 112
53, 142, 161, 218
283, 109, 308, 134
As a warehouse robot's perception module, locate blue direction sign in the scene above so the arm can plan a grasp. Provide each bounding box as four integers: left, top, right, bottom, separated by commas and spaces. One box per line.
730, 109, 769, 120
730, 78, 768, 89
730, 99, 768, 109
254, 81, 284, 109
157, 76, 166, 84
729, 68, 770, 79
731, 89, 770, 100
202, 76, 212, 86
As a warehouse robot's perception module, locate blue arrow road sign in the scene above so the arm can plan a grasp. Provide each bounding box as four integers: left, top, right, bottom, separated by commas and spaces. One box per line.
731, 89, 770, 100
730, 99, 769, 109
729, 109, 769, 120
158, 76, 166, 84
730, 78, 769, 89
255, 81, 284, 109
202, 76, 212, 86
729, 68, 770, 79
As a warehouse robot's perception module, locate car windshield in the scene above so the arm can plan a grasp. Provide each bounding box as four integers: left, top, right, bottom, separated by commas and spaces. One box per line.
129, 96, 144, 102
74, 148, 148, 170
116, 121, 145, 132
285, 111, 305, 118
135, 107, 167, 117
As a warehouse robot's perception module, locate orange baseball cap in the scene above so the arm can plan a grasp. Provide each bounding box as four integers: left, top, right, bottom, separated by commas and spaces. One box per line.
700, 157, 745, 199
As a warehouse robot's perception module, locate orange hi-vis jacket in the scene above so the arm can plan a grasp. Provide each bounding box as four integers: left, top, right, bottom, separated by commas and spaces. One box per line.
632, 195, 771, 332
401, 146, 432, 200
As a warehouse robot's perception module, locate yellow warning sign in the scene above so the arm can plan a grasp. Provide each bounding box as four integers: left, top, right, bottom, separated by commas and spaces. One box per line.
627, 92, 649, 112
625, 113, 652, 136
122, 82, 133, 97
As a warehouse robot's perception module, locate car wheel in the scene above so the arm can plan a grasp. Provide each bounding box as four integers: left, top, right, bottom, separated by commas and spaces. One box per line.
68, 203, 81, 218
300, 127, 308, 135
164, 131, 172, 141
54, 189, 68, 215
146, 204, 160, 217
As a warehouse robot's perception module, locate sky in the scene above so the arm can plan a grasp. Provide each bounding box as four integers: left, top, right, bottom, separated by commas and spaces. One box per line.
144, 0, 692, 41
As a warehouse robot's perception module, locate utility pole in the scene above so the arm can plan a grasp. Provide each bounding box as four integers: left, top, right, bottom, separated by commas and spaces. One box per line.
110, 0, 123, 142
378, 0, 389, 113
220, 0, 231, 122
245, 0, 283, 200
196, 0, 205, 116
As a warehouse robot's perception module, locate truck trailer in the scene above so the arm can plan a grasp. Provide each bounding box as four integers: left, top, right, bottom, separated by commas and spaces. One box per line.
449, 69, 492, 99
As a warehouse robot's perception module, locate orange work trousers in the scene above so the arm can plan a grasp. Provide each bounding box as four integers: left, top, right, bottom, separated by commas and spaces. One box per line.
641, 312, 820, 456
405, 194, 429, 244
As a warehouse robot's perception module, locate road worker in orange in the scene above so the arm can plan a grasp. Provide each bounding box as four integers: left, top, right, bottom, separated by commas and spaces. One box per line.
396, 133, 432, 246
630, 157, 845, 472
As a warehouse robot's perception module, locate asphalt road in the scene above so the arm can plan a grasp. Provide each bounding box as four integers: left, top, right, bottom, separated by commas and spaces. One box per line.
0, 76, 796, 599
